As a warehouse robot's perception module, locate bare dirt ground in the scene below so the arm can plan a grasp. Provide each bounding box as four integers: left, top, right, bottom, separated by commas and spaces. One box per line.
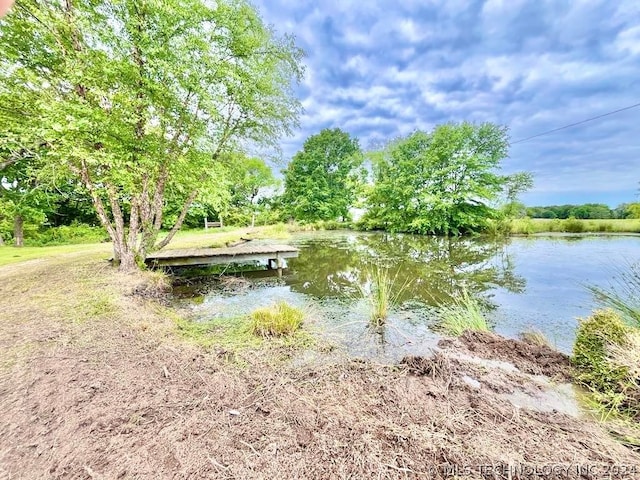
1, 253, 639, 479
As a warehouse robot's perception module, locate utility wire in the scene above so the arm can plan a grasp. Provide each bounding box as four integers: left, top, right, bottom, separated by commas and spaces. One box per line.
512, 101, 640, 144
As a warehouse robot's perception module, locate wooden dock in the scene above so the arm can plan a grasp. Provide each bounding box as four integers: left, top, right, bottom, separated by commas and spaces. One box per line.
145, 244, 299, 275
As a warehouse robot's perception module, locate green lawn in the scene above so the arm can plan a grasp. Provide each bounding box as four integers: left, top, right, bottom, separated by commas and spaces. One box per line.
0, 224, 292, 268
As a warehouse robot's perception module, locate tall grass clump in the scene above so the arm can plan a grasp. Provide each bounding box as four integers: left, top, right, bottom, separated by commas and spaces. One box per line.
250, 301, 304, 337
572, 309, 639, 419
509, 217, 536, 235
358, 267, 408, 327
587, 261, 640, 327
438, 290, 490, 336
518, 329, 552, 347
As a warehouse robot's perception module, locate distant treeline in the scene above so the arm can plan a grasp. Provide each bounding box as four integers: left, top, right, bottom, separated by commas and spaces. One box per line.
526, 203, 640, 220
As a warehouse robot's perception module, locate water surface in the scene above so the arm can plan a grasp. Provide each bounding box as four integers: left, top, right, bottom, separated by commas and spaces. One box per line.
177, 231, 640, 359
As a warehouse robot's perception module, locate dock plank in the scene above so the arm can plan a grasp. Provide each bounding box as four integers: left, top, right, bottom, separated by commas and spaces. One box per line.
145, 244, 299, 268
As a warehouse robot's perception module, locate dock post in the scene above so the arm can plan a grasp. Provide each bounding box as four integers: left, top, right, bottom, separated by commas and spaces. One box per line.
277, 254, 283, 278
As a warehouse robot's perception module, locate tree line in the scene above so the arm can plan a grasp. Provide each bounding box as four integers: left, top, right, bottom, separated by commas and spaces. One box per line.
527, 203, 640, 220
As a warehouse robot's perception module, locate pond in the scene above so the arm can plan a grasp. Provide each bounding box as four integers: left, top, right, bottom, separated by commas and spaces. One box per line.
174, 231, 640, 360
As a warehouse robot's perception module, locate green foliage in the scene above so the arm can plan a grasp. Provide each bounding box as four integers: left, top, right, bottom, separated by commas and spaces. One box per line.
438, 290, 490, 336
281, 128, 363, 222
249, 301, 304, 337
527, 204, 614, 219
563, 216, 584, 233
0, 0, 303, 269
623, 203, 640, 218
509, 217, 535, 235
26, 224, 108, 247
572, 310, 637, 416
221, 154, 276, 226
501, 172, 534, 218
357, 267, 408, 327
588, 262, 640, 327
504, 218, 640, 235
362, 122, 510, 235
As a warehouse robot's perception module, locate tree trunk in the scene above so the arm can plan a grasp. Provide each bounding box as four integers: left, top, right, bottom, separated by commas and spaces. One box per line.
0, 234, 4, 246
13, 215, 24, 247
117, 249, 138, 272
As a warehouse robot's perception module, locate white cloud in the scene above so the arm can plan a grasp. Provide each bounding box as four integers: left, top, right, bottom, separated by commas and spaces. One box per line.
258, 0, 640, 204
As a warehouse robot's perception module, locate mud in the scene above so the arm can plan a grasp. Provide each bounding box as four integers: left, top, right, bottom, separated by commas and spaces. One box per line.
439, 330, 573, 381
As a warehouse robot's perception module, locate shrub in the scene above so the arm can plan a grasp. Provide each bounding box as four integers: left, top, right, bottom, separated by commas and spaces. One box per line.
563, 216, 584, 233
26, 223, 108, 246
549, 218, 564, 232
250, 301, 304, 337
573, 310, 630, 395
439, 290, 490, 336
596, 221, 613, 232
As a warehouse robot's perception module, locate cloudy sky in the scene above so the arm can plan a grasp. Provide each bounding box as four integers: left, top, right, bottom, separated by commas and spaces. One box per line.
254, 0, 640, 206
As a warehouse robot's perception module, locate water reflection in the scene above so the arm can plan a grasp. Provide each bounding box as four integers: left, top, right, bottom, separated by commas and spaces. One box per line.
178, 232, 640, 357
286, 232, 526, 305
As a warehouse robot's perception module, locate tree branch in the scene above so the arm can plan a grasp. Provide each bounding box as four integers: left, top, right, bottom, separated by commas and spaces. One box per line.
153, 187, 199, 251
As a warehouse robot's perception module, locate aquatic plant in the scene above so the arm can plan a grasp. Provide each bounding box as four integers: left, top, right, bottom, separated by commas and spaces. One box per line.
250, 301, 304, 337
438, 290, 490, 336
358, 267, 408, 328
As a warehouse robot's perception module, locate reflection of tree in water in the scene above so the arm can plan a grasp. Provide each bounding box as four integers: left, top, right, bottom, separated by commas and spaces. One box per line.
286, 232, 525, 306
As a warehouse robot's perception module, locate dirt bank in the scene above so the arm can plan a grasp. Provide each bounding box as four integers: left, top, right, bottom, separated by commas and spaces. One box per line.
0, 254, 638, 479
439, 330, 573, 381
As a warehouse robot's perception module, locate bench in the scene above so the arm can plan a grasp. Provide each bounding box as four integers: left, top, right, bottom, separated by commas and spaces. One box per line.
204, 217, 223, 229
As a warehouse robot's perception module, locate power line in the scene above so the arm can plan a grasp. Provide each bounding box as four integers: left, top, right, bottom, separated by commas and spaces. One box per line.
512, 101, 640, 144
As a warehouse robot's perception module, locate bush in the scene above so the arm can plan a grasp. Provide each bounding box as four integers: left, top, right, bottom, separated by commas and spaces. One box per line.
26, 223, 108, 246
250, 301, 304, 337
563, 216, 584, 233
573, 310, 629, 392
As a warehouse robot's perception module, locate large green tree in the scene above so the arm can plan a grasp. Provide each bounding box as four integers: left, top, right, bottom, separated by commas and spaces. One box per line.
0, 0, 303, 270
223, 154, 276, 226
362, 122, 510, 235
281, 128, 362, 222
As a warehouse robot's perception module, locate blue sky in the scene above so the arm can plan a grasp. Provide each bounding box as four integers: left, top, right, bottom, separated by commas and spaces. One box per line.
255, 0, 640, 206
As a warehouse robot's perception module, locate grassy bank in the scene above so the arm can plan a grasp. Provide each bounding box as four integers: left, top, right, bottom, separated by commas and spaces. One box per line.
508, 218, 640, 235
0, 224, 293, 267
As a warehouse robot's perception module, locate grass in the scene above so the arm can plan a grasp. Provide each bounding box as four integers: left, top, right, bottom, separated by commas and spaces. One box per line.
587, 261, 640, 327
175, 303, 313, 355
507, 218, 640, 235
438, 290, 490, 336
358, 267, 409, 327
0, 242, 110, 267
0, 224, 293, 268
518, 329, 552, 347
250, 301, 304, 337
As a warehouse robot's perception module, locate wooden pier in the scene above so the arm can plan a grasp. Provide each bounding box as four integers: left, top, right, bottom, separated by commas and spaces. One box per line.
145, 244, 299, 275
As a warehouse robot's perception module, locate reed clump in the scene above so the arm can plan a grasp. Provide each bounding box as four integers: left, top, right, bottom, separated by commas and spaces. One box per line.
250, 301, 304, 337
439, 290, 490, 336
